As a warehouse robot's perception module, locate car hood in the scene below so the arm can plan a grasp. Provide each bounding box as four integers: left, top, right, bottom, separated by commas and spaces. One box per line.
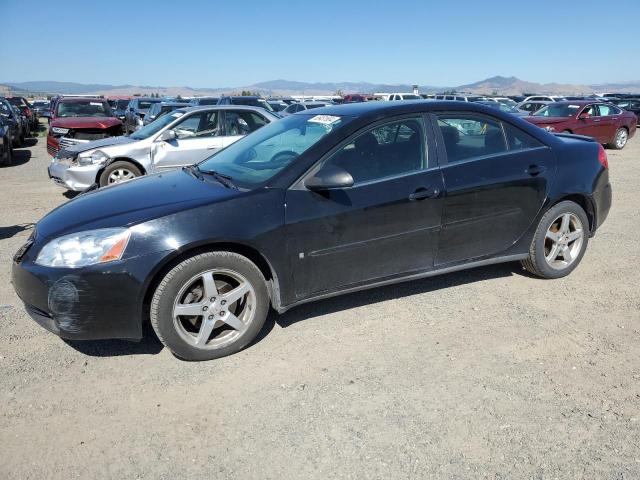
35, 168, 244, 240
50, 117, 122, 129
524, 116, 571, 125
63, 135, 136, 154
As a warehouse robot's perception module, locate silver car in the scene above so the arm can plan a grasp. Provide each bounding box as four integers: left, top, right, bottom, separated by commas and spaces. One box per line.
48, 106, 277, 191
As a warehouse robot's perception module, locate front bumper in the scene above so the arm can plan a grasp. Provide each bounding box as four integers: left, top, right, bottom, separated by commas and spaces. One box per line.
12, 249, 169, 340
48, 159, 99, 191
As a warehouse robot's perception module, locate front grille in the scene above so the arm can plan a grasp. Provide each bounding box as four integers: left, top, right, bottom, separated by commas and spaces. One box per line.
59, 137, 90, 149
74, 131, 109, 141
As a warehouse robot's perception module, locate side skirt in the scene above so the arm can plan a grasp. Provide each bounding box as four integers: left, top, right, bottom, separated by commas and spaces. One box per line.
276, 253, 528, 313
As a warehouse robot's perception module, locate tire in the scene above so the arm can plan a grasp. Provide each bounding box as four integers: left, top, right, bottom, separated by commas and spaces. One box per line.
0, 139, 11, 166
609, 127, 628, 150
150, 252, 270, 361
98, 160, 141, 187
521, 200, 590, 279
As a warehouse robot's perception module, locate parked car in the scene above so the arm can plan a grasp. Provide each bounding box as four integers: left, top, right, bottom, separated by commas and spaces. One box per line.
143, 102, 189, 125
188, 97, 220, 107
47, 97, 123, 157
14, 101, 612, 360
522, 95, 567, 103
11, 106, 29, 142
516, 100, 551, 114
31, 100, 51, 119
266, 100, 287, 112
434, 94, 489, 102
0, 97, 22, 147
217, 96, 275, 112
473, 101, 528, 117
107, 97, 131, 122
608, 98, 640, 123
123, 97, 163, 133
485, 97, 518, 108
281, 101, 332, 115
48, 105, 277, 191
376, 93, 422, 101
6, 96, 38, 129
524, 101, 637, 149
0, 115, 13, 166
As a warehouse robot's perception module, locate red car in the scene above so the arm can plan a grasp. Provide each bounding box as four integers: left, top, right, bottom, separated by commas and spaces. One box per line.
524, 101, 637, 149
47, 97, 123, 157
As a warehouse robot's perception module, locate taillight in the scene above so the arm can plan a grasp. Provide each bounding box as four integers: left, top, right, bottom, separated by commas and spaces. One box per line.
597, 144, 609, 169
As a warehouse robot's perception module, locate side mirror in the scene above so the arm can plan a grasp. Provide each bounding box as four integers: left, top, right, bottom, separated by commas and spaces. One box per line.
157, 129, 176, 142
305, 165, 354, 191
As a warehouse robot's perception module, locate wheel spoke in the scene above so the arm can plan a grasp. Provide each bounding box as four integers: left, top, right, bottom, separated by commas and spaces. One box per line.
562, 246, 573, 263
567, 229, 582, 242
195, 317, 216, 346
201, 272, 218, 299
174, 303, 204, 317
546, 230, 560, 242
221, 312, 246, 332
560, 214, 571, 234
545, 244, 560, 262
222, 282, 250, 306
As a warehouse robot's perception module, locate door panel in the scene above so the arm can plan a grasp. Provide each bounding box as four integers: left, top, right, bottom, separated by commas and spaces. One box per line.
286, 170, 444, 297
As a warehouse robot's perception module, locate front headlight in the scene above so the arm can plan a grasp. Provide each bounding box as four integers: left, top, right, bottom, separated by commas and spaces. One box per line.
35, 228, 131, 268
77, 149, 109, 166
51, 127, 69, 135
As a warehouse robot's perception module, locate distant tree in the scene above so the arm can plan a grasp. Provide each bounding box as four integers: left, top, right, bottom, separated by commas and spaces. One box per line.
492, 89, 498, 96
334, 89, 344, 97
176, 94, 183, 101
133, 93, 141, 97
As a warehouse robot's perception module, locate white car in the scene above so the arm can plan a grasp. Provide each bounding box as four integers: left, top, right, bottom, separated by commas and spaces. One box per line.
375, 93, 423, 101
522, 95, 567, 103
47, 106, 277, 191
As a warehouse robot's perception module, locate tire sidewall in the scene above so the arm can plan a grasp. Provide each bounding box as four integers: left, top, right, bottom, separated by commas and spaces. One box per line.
99, 161, 141, 187
532, 201, 590, 279
614, 128, 628, 149
151, 252, 270, 361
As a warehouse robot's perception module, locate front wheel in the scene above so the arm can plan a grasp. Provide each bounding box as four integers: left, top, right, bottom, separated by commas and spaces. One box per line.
609, 128, 628, 150
521, 201, 589, 279
150, 252, 270, 361
98, 160, 141, 187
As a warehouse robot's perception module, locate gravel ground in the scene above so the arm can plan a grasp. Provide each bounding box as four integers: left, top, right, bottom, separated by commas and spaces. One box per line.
0, 123, 639, 479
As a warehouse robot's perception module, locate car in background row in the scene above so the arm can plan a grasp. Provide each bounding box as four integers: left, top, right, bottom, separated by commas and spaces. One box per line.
376, 93, 422, 101
107, 97, 131, 122
31, 100, 51, 119
281, 101, 332, 115
434, 94, 489, 102
6, 96, 38, 129
143, 102, 190, 125
516, 100, 551, 114
0, 115, 14, 166
12, 106, 30, 140
123, 97, 162, 133
188, 97, 220, 107
47, 97, 123, 157
524, 101, 637, 149
0, 97, 23, 147
13, 101, 612, 360
266, 100, 288, 112
474, 101, 528, 117
522, 95, 567, 103
48, 105, 277, 191
609, 98, 640, 123
217, 96, 275, 112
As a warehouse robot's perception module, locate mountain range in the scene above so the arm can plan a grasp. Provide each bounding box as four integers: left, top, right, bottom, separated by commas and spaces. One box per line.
2, 76, 640, 97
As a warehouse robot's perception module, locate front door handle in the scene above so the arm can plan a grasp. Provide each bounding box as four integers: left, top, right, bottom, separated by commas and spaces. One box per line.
526, 165, 547, 176
409, 186, 440, 201
206, 145, 219, 150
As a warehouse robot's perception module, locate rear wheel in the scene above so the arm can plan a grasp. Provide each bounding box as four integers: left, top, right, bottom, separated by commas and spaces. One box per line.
609, 128, 628, 150
150, 252, 270, 361
98, 160, 141, 187
521, 201, 589, 279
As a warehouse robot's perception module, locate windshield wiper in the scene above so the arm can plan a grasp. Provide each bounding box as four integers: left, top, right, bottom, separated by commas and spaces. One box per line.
197, 167, 237, 189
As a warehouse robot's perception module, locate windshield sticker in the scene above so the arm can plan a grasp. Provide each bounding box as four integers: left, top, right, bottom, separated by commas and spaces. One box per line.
308, 115, 341, 125
89, 102, 102, 106
171, 112, 184, 118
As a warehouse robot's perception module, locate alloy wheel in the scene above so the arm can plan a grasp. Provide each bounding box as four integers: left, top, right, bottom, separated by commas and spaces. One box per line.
108, 168, 136, 184
172, 269, 256, 350
615, 129, 628, 149
544, 213, 584, 270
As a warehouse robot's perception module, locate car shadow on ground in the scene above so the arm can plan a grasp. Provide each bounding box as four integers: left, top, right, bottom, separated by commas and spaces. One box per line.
61, 262, 521, 359
1, 147, 32, 168
63, 323, 164, 357
0, 222, 34, 240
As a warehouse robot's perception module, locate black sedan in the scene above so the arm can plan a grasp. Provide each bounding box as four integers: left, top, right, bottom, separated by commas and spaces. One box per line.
12, 101, 612, 360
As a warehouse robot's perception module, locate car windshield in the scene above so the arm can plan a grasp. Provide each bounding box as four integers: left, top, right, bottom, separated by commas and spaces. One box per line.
56, 100, 112, 117
138, 100, 161, 110
198, 113, 350, 188
129, 111, 181, 140
532, 104, 581, 117
115, 99, 129, 109
32, 101, 50, 107
7, 98, 25, 107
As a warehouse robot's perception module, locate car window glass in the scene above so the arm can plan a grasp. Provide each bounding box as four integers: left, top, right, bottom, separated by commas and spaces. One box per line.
323, 117, 426, 184
503, 123, 543, 150
598, 104, 613, 116
582, 105, 597, 116
437, 115, 507, 163
173, 111, 219, 139
224, 111, 267, 136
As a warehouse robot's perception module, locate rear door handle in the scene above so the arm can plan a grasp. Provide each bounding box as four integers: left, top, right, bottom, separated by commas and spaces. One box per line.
409, 186, 440, 201
526, 165, 547, 176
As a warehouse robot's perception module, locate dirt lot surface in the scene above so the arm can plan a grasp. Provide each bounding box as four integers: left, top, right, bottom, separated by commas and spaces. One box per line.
0, 123, 639, 479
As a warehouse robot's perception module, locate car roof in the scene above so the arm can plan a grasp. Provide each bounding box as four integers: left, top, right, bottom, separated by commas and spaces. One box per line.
172, 105, 277, 116
57, 97, 108, 103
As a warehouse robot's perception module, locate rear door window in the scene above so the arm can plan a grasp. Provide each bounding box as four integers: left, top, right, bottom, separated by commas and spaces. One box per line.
224, 111, 268, 136
503, 123, 543, 151
436, 114, 507, 163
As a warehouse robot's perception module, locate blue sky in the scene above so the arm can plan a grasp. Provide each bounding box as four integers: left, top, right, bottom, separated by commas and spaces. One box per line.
1, 0, 639, 87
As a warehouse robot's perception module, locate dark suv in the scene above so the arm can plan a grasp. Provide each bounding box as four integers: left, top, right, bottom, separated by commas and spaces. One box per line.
123, 97, 162, 133
217, 96, 274, 112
